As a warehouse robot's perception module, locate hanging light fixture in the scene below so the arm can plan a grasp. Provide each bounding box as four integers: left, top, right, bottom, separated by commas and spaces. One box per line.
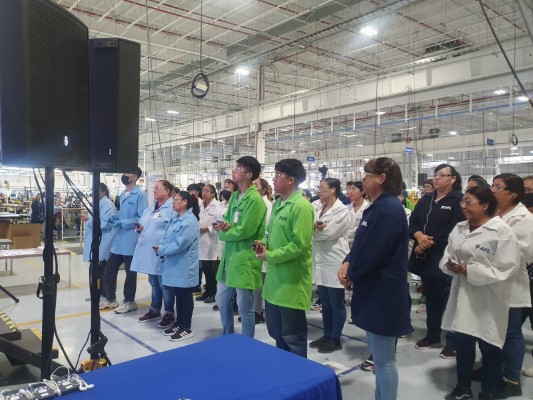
191, 0, 209, 99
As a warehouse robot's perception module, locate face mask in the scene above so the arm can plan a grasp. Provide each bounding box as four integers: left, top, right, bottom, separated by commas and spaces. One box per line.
121, 175, 131, 186
523, 193, 533, 209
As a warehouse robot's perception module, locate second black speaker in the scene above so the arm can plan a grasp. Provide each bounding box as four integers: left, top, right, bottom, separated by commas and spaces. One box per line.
89, 38, 140, 172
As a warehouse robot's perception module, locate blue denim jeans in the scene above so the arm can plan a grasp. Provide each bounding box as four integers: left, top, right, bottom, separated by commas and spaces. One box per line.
317, 285, 346, 342
366, 331, 398, 400
148, 274, 174, 315
502, 307, 525, 381
455, 332, 501, 394
265, 301, 308, 358
215, 280, 255, 337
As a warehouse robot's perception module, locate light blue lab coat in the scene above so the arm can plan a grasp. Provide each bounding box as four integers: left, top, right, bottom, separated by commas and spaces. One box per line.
110, 185, 148, 256
158, 208, 200, 288
83, 196, 117, 262
130, 197, 173, 275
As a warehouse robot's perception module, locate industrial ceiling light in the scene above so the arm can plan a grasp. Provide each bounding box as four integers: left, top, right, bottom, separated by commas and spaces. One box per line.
145, 117, 156, 122
449, 131, 458, 135
167, 110, 179, 114
235, 67, 250, 76
375, 111, 385, 116
494, 89, 506, 95
360, 26, 377, 37
517, 95, 529, 102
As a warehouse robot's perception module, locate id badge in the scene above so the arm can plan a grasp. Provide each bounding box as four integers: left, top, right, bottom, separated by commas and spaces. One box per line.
233, 211, 239, 224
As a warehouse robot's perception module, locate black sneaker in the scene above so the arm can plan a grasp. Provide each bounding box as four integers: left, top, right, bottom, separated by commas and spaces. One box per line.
169, 328, 193, 342
309, 336, 328, 349
138, 309, 161, 323
212, 304, 219, 311
204, 295, 216, 304
361, 359, 374, 372
317, 338, 342, 353
255, 312, 265, 324
495, 378, 522, 399
163, 325, 180, 336
444, 384, 473, 400
157, 314, 175, 329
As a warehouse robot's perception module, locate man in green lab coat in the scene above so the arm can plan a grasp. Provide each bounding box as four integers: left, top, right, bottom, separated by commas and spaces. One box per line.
215, 156, 266, 338
255, 159, 314, 357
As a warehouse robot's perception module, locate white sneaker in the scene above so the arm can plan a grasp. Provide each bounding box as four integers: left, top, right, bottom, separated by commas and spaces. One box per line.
523, 366, 533, 377
114, 301, 138, 314
416, 304, 426, 314
99, 300, 119, 310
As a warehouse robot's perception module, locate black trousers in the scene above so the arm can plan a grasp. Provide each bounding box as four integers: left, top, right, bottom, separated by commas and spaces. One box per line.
105, 253, 136, 303
200, 260, 217, 296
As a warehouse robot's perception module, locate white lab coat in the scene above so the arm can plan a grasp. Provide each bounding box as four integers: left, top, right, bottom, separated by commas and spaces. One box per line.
440, 217, 520, 348
261, 195, 273, 273
500, 202, 533, 307
313, 199, 351, 288
216, 201, 228, 260
199, 199, 220, 260
346, 199, 370, 246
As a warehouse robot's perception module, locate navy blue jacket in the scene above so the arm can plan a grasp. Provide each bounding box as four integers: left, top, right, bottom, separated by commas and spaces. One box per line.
408, 190, 464, 277
345, 192, 413, 337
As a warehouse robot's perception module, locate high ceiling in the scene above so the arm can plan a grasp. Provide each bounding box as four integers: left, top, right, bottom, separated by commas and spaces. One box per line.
55, 0, 531, 124
53, 0, 533, 185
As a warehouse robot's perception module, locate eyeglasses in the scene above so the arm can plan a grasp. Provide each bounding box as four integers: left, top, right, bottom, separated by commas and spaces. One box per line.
273, 173, 290, 180
491, 185, 508, 192
434, 173, 452, 179
423, 184, 434, 189
362, 172, 379, 181
460, 200, 479, 207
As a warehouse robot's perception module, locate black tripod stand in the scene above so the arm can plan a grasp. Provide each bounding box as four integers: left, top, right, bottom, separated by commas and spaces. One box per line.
0, 284, 19, 303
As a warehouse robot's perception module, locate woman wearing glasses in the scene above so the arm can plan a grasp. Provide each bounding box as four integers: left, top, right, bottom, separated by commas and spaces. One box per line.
441, 186, 519, 400
131, 180, 175, 329
309, 178, 351, 353
338, 157, 413, 400
346, 180, 370, 247
409, 163, 464, 358
487, 173, 533, 398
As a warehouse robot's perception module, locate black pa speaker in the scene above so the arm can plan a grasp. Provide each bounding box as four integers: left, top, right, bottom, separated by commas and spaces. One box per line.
418, 173, 428, 186
89, 38, 140, 173
0, 0, 90, 168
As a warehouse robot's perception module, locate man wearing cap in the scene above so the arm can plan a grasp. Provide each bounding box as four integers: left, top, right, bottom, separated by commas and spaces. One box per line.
100, 167, 148, 313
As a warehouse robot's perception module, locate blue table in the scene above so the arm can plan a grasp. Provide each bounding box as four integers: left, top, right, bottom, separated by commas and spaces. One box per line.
68, 334, 343, 399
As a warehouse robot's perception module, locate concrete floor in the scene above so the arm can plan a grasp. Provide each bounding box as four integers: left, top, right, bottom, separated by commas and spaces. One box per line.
1, 245, 533, 399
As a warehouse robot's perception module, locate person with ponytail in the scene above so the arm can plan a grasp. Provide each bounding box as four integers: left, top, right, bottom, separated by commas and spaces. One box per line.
154, 191, 200, 342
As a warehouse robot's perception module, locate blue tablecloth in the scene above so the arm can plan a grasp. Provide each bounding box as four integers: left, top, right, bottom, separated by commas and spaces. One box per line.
68, 334, 343, 400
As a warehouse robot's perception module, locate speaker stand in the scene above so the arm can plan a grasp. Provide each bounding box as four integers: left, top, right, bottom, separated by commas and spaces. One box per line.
83, 171, 112, 370
41, 167, 57, 380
